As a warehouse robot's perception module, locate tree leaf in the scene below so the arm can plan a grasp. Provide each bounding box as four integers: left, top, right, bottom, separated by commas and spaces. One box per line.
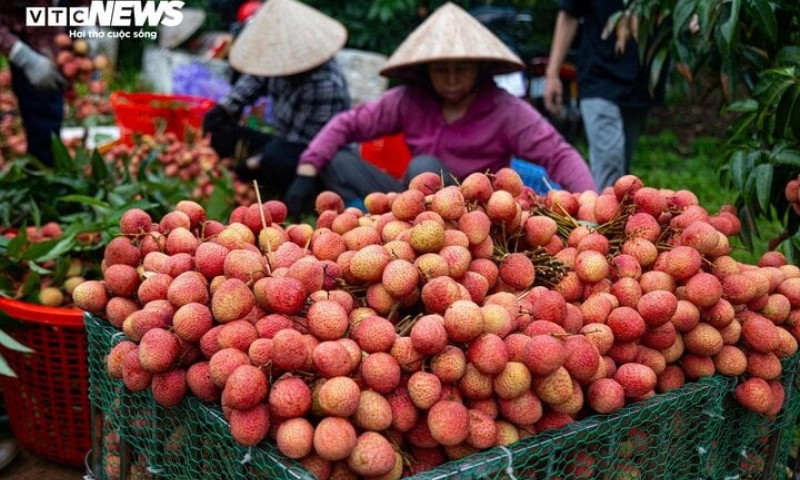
744, 0, 777, 45
36, 234, 81, 262
207, 173, 234, 223
0, 330, 33, 353
754, 71, 795, 107
5, 228, 27, 258
696, 0, 719, 47
50, 136, 72, 175
750, 163, 774, 213
90, 148, 111, 185
717, 0, 741, 60
776, 46, 800, 67
137, 150, 160, 183
725, 111, 757, 144
28, 199, 41, 227
673, 0, 696, 40
775, 83, 800, 140
787, 234, 800, 266
57, 195, 111, 210
0, 354, 17, 378
20, 270, 41, 299
728, 150, 750, 191
771, 149, 800, 167
726, 99, 758, 113
649, 48, 669, 96
602, 11, 624, 41
21, 239, 60, 261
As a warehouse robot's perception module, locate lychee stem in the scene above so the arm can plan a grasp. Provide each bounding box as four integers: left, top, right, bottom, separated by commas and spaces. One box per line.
252, 180, 273, 258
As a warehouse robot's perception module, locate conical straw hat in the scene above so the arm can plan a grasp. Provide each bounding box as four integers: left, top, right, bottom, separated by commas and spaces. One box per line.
380, 2, 524, 79
229, 0, 347, 76
159, 8, 206, 49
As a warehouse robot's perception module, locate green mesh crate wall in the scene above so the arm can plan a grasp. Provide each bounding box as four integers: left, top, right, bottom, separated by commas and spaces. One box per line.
712, 353, 800, 480
93, 408, 161, 480
86, 312, 733, 480
87, 313, 316, 480
98, 411, 122, 480
407, 376, 728, 480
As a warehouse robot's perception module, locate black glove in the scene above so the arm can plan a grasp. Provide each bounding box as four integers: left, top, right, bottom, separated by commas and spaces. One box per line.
202, 104, 235, 136
283, 175, 318, 222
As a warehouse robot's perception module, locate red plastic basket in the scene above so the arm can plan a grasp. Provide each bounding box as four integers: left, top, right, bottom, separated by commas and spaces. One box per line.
110, 91, 215, 145
360, 132, 413, 180
0, 298, 90, 467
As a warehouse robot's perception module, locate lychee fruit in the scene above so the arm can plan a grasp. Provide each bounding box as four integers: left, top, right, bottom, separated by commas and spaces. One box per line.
427, 401, 469, 446
347, 432, 396, 478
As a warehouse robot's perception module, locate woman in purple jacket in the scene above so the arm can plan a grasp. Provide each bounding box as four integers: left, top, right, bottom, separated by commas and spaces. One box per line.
284, 2, 595, 219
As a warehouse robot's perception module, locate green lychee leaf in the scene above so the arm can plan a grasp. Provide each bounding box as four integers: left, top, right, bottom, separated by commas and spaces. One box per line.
0, 330, 33, 354
58, 194, 111, 210
21, 239, 60, 261
0, 354, 18, 378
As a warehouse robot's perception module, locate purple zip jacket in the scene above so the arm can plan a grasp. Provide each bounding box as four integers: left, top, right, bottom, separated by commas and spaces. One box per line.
299, 81, 596, 193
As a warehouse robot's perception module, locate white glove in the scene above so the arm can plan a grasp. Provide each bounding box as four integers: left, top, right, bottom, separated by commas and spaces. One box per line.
9, 41, 67, 90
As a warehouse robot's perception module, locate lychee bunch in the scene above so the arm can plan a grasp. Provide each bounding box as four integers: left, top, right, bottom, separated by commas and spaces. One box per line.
84, 170, 800, 480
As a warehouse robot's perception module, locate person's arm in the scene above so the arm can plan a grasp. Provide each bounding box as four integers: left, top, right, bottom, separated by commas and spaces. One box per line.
296, 87, 407, 176
508, 101, 596, 193
543, 10, 580, 115
218, 74, 268, 116
1, 28, 65, 90
204, 73, 268, 137
283, 87, 406, 220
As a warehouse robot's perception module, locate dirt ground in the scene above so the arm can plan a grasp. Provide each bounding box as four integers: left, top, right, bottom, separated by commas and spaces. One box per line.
0, 447, 85, 480
644, 77, 736, 148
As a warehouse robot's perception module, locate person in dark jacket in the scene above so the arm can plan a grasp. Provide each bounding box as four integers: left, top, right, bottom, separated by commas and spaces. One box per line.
543, 0, 658, 191
1, 0, 67, 166
202, 0, 350, 207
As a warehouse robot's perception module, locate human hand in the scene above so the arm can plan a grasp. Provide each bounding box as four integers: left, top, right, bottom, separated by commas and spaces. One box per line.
543, 75, 564, 116
283, 175, 318, 222
8, 41, 66, 90
233, 153, 262, 182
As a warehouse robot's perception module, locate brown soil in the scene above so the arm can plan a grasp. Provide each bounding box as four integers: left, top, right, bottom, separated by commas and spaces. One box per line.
0, 447, 84, 479
644, 74, 739, 148
646, 99, 735, 148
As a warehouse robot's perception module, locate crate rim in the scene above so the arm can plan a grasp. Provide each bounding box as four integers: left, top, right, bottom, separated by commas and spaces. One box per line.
109, 90, 216, 108
0, 297, 84, 327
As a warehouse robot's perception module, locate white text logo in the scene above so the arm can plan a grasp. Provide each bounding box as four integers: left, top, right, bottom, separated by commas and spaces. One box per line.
26, 1, 185, 27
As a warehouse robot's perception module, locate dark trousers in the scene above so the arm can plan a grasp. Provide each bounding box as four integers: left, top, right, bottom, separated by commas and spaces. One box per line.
319, 150, 456, 202
10, 64, 63, 167
206, 122, 306, 197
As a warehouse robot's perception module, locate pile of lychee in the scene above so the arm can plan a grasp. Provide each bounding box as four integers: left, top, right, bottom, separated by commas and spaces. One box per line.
103, 132, 257, 205
1, 222, 93, 307
54, 33, 110, 86
75, 170, 800, 480
102, 426, 154, 480
0, 71, 27, 165
53, 33, 113, 122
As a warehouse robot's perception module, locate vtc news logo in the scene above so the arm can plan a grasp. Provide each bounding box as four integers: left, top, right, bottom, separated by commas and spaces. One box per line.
26, 1, 185, 27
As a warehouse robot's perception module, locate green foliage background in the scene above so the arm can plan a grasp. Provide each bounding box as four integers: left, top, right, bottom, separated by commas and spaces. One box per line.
621, 0, 800, 261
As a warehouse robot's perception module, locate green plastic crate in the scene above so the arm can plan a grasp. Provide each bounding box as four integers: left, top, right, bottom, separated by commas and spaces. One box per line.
85, 312, 742, 480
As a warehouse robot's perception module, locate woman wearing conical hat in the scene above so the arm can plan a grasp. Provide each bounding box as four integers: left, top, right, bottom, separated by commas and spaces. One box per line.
202, 0, 350, 206
283, 2, 595, 217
